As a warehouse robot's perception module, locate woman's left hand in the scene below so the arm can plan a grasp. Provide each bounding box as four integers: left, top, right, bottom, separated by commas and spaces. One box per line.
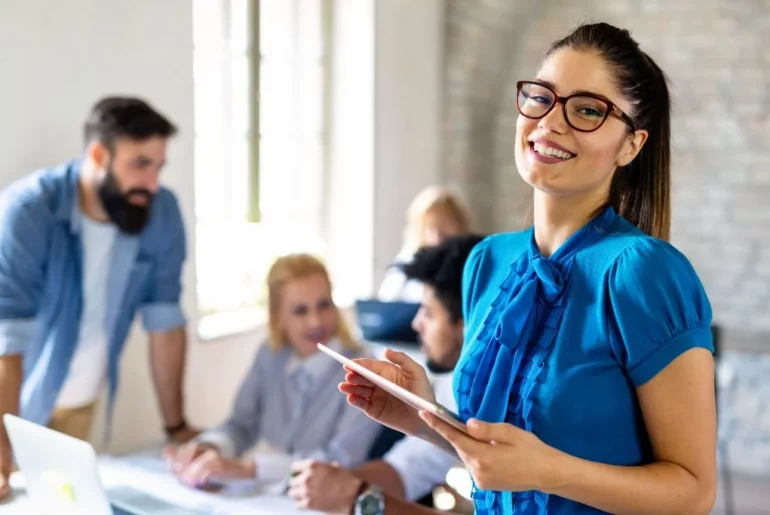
175, 448, 256, 489
419, 411, 565, 493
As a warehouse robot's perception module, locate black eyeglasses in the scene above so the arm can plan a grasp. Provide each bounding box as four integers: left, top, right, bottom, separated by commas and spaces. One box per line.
516, 81, 636, 133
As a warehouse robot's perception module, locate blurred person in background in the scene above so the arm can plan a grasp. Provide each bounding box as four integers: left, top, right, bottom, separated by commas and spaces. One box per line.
377, 186, 471, 303
0, 97, 198, 500
164, 254, 380, 490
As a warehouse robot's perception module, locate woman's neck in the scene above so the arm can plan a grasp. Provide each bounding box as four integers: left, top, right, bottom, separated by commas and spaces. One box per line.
532, 189, 608, 258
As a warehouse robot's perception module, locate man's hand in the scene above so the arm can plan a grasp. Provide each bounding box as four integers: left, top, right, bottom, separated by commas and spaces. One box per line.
164, 442, 255, 489
0, 449, 11, 501
0, 355, 22, 502
0, 438, 12, 500
163, 441, 216, 476
180, 450, 255, 489
288, 460, 363, 514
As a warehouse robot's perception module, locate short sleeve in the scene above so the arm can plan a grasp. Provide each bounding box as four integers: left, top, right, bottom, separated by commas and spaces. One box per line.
606, 237, 713, 387
384, 436, 458, 501
384, 372, 460, 501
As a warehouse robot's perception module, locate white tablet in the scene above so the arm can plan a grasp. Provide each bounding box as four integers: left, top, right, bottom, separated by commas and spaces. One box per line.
317, 342, 471, 436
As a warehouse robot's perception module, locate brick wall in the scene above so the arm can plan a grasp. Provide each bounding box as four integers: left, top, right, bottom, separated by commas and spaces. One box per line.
442, 0, 770, 477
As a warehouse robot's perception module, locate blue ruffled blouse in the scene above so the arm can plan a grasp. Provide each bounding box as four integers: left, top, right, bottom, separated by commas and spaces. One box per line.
454, 207, 713, 514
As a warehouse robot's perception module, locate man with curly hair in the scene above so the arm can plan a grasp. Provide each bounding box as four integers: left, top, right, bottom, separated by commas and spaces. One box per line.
289, 234, 484, 514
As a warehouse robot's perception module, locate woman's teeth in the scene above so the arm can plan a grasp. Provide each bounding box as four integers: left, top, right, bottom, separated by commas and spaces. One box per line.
533, 142, 574, 160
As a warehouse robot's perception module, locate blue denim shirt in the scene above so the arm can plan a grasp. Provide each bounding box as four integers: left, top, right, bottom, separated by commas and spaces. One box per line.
0, 160, 187, 433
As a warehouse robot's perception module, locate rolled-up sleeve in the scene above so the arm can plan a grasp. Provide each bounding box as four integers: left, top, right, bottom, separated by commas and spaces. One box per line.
142, 303, 186, 333
141, 191, 187, 333
384, 436, 459, 501
384, 373, 461, 500
0, 194, 47, 356
0, 319, 36, 356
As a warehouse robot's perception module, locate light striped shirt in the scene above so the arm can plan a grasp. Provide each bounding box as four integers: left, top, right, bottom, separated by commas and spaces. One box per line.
197, 339, 380, 482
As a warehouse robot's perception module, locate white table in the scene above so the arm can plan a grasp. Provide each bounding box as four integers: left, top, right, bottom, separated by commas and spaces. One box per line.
0, 450, 321, 514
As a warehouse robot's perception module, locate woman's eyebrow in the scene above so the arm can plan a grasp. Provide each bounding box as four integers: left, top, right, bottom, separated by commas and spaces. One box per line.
534, 78, 608, 99
534, 78, 558, 90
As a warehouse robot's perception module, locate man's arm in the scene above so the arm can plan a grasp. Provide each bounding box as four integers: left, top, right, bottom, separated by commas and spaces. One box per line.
149, 327, 196, 441
382, 496, 444, 515
143, 191, 195, 441
352, 460, 405, 498
0, 193, 49, 498
289, 460, 444, 515
0, 355, 22, 497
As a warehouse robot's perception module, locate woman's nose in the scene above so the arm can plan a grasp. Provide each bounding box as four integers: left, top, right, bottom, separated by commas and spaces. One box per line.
307, 311, 321, 328
538, 103, 569, 134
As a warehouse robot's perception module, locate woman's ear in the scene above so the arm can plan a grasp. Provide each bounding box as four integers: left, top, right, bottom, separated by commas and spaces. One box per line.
616, 129, 648, 167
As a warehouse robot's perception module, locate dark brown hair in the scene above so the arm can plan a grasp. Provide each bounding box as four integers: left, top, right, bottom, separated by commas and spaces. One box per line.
84, 96, 177, 151
547, 23, 671, 240
400, 234, 486, 322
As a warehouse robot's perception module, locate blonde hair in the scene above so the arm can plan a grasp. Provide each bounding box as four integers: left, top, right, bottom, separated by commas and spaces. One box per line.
266, 253, 358, 352
403, 186, 472, 253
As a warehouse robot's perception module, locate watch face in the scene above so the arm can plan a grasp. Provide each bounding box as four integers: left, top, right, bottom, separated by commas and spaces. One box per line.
358, 492, 384, 515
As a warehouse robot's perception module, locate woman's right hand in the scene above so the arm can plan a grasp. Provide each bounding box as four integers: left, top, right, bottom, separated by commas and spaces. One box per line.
162, 441, 218, 476
339, 348, 435, 437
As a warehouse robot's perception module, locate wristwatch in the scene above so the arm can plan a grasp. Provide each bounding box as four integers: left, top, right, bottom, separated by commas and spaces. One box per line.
353, 483, 385, 515
164, 418, 188, 438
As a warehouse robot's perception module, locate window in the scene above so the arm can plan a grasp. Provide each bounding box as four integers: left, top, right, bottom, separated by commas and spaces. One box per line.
193, 0, 330, 339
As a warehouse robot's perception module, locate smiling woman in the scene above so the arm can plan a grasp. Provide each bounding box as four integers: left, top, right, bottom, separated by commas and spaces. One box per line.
338, 22, 717, 515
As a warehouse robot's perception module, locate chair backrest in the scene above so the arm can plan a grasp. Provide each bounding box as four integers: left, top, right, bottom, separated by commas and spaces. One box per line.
711, 324, 722, 359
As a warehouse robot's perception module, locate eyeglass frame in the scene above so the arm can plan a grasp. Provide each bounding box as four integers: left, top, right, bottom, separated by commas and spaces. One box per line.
516, 80, 637, 133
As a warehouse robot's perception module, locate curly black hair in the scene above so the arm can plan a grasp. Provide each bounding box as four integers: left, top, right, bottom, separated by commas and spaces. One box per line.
399, 234, 485, 322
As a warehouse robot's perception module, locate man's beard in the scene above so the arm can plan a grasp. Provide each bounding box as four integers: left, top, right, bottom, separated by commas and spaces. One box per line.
426, 359, 454, 374
97, 163, 154, 234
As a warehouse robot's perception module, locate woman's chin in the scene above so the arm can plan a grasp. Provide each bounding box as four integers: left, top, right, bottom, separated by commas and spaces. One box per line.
303, 335, 332, 350
520, 168, 576, 196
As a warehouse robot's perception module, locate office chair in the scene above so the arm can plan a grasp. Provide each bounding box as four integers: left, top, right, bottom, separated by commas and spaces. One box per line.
713, 324, 735, 515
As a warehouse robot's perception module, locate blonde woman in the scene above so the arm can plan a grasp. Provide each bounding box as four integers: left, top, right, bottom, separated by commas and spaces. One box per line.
378, 186, 472, 302
164, 254, 380, 489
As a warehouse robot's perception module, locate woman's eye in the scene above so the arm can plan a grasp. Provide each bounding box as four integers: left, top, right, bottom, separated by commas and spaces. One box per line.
579, 106, 604, 117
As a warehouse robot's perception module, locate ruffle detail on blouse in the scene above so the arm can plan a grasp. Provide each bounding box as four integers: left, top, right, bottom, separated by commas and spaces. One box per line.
455, 206, 618, 515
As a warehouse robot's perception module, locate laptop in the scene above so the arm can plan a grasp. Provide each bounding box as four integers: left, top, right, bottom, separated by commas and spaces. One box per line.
355, 299, 420, 343
3, 414, 201, 514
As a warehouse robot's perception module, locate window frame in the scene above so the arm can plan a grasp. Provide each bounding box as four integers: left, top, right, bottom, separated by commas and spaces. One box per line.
194, 0, 334, 341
